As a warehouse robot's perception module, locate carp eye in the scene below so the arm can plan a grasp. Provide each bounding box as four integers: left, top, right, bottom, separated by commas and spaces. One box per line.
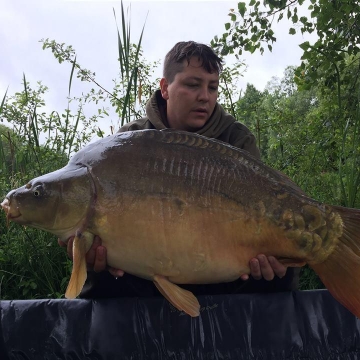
33, 185, 43, 198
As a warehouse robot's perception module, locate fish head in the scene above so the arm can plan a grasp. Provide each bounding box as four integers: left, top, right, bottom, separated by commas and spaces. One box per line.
1, 166, 92, 238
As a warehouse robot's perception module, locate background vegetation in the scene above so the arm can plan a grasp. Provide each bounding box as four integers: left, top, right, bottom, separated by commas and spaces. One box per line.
1, 0, 359, 299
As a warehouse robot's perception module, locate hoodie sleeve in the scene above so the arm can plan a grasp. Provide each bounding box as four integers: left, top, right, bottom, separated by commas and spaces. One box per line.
217, 122, 261, 159
117, 118, 156, 132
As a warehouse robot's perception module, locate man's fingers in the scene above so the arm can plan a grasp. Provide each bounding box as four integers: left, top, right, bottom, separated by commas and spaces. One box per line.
93, 246, 107, 273
59, 234, 125, 277
240, 274, 249, 281
58, 239, 67, 248
268, 256, 287, 278
109, 267, 125, 278
249, 258, 262, 280
67, 237, 74, 260
58, 237, 73, 259
257, 255, 275, 281
85, 235, 102, 266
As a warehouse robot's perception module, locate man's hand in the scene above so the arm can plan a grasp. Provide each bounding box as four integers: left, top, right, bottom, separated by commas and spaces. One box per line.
240, 254, 287, 281
58, 236, 125, 277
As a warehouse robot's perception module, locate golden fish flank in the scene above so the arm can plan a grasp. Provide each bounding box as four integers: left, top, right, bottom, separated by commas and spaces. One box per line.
96, 215, 109, 229
2, 129, 360, 319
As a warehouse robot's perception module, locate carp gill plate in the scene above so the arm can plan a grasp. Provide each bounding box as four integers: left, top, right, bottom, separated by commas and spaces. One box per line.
2, 129, 360, 318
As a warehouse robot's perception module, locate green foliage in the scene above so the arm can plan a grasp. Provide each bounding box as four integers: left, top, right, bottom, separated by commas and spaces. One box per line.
237, 65, 360, 207
236, 83, 267, 150
0, 213, 70, 299
0, 80, 99, 179
218, 61, 247, 116
299, 265, 324, 290
0, 88, 8, 116
40, 5, 160, 130
212, 0, 359, 61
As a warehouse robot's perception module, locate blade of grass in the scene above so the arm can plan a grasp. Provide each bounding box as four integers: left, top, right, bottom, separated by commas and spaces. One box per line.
0, 135, 6, 176
113, 7, 125, 79
69, 56, 77, 97
68, 106, 82, 157
23, 73, 29, 102
48, 111, 60, 150
30, 104, 40, 148
0, 87, 9, 116
63, 106, 70, 154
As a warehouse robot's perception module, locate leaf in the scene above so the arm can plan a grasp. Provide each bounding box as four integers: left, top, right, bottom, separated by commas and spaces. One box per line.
225, 23, 231, 30
289, 28, 296, 35
68, 56, 76, 97
299, 16, 308, 24
299, 41, 310, 51
249, 0, 256, 6
238, 2, 246, 17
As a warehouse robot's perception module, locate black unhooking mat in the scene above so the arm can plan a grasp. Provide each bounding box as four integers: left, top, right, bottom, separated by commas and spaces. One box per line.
0, 290, 360, 360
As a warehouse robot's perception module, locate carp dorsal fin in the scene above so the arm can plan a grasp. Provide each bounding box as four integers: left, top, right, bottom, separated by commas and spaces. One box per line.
65, 232, 94, 299
153, 275, 200, 317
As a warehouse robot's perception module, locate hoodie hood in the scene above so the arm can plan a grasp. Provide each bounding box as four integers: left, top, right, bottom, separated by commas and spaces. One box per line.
146, 90, 236, 138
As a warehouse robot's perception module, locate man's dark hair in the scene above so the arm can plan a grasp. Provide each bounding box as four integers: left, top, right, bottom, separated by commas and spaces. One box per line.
163, 41, 223, 83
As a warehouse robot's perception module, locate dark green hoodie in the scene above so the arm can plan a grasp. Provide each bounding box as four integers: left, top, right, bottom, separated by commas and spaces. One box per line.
119, 90, 261, 159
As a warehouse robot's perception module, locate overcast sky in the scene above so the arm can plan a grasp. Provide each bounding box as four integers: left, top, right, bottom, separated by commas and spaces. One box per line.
0, 0, 314, 136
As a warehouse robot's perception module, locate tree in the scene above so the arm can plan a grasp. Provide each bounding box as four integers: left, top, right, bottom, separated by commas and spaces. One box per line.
212, 0, 360, 207
236, 83, 267, 153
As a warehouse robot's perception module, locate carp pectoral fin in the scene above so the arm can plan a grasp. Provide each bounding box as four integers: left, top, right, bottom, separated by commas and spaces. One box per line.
153, 275, 200, 317
65, 233, 89, 299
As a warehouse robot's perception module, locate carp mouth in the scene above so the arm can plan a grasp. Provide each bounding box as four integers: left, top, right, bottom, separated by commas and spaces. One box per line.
1, 198, 22, 224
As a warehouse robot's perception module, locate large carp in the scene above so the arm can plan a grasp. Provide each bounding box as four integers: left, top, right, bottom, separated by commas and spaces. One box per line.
2, 129, 360, 318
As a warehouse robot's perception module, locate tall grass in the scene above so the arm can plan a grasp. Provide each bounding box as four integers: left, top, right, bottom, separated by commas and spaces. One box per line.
0, 215, 70, 300
0, 88, 8, 115
0, 79, 75, 299
0, 56, 91, 301
113, 4, 147, 126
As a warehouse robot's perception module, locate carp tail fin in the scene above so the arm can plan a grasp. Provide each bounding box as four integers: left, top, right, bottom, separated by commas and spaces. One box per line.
153, 275, 200, 317
65, 233, 91, 299
310, 206, 360, 318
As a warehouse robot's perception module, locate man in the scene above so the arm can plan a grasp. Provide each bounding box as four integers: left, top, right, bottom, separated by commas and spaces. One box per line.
61, 41, 298, 297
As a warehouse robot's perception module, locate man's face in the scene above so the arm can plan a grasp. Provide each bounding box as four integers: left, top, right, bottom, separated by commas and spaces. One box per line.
160, 57, 219, 131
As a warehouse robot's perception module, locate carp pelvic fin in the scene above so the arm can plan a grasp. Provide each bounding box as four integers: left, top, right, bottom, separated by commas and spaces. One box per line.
310, 206, 360, 318
65, 233, 91, 299
153, 275, 200, 317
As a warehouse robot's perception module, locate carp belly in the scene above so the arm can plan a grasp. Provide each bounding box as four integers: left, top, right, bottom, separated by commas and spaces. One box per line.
93, 194, 292, 285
